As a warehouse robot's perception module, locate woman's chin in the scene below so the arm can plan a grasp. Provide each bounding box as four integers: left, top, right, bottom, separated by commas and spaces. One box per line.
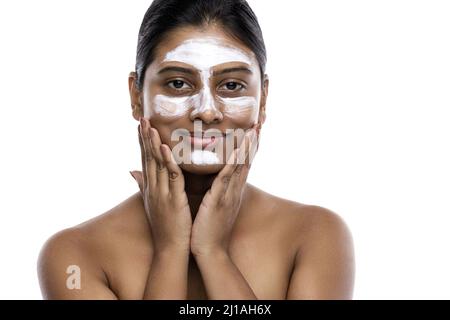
179, 163, 225, 175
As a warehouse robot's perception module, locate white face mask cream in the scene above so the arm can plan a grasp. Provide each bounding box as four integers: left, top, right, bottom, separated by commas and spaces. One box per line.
191, 150, 220, 166
219, 96, 259, 119
152, 94, 193, 118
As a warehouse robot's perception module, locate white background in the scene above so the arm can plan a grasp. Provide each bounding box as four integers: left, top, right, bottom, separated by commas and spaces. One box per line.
0, 0, 449, 299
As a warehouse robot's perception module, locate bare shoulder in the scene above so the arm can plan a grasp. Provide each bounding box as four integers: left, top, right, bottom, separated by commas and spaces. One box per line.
248, 184, 355, 299
288, 203, 355, 299
248, 184, 353, 249
37, 192, 148, 299
293, 203, 354, 248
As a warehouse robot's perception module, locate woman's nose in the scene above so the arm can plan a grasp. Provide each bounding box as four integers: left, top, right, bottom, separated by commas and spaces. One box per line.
189, 107, 223, 124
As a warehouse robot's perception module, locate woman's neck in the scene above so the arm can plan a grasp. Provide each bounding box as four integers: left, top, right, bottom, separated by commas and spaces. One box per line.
182, 170, 217, 219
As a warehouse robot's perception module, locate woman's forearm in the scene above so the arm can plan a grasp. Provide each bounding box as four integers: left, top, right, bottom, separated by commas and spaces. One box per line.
194, 250, 258, 300
142, 248, 190, 300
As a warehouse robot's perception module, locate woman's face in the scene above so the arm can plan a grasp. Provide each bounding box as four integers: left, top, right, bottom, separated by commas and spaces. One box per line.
130, 24, 269, 174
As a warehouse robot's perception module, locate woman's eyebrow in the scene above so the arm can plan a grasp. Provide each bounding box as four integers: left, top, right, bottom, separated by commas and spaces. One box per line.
157, 66, 196, 75
212, 67, 253, 76
157, 66, 253, 76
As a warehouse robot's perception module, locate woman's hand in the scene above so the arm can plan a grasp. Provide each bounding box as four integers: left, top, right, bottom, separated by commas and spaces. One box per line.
130, 117, 192, 254
190, 125, 260, 257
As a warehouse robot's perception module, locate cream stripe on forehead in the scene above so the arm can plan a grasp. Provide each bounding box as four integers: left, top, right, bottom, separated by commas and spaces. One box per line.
163, 37, 253, 68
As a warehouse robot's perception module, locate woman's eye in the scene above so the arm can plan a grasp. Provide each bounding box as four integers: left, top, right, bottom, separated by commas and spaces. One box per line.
220, 82, 244, 92
167, 80, 190, 90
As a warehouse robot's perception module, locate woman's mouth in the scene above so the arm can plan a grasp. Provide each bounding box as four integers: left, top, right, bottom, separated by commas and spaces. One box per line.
188, 132, 224, 149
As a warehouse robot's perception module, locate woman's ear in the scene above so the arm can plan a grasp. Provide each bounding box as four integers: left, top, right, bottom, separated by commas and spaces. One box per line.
258, 74, 269, 126
128, 71, 143, 121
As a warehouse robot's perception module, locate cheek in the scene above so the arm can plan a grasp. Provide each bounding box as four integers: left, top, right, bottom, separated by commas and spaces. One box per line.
149, 121, 178, 148
147, 96, 191, 146
221, 96, 260, 125
150, 95, 191, 119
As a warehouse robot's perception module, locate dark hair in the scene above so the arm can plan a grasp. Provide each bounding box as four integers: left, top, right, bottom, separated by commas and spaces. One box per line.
134, 0, 267, 91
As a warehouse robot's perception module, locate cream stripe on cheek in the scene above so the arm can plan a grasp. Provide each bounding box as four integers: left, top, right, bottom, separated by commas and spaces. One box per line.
152, 94, 193, 118
219, 96, 259, 120
152, 94, 259, 120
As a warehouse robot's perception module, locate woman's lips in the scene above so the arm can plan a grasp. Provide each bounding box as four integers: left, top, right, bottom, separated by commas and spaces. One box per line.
187, 132, 224, 149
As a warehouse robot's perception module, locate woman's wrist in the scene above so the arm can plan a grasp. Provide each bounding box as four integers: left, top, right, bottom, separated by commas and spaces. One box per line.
192, 247, 229, 262
152, 244, 191, 260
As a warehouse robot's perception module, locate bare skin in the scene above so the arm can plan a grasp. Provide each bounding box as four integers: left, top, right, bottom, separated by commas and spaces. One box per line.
37, 24, 355, 300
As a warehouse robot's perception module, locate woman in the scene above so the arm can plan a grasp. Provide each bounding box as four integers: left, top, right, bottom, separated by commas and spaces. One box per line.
38, 0, 355, 300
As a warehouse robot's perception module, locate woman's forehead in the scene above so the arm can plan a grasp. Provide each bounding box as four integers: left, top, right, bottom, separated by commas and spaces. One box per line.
164, 37, 253, 70
153, 25, 257, 68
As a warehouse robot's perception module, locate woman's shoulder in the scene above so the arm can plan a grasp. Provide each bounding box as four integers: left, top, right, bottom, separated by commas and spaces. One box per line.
37, 192, 150, 281
247, 185, 355, 299
246, 184, 353, 249
41, 192, 147, 246
37, 192, 148, 299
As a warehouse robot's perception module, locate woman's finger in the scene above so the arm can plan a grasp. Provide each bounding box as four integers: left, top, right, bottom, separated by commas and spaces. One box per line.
148, 127, 165, 165
148, 125, 169, 194
160, 144, 185, 196
208, 146, 239, 203
138, 122, 147, 188
226, 129, 254, 197
130, 170, 144, 194
140, 117, 157, 191
243, 128, 258, 178
248, 126, 259, 168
